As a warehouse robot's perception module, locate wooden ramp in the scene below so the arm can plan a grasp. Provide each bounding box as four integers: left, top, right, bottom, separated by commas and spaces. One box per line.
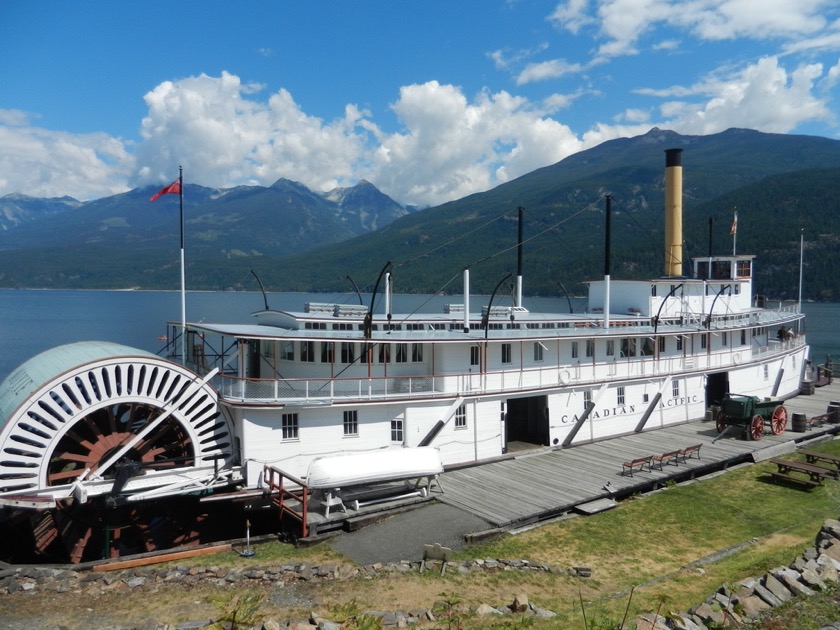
436, 381, 840, 529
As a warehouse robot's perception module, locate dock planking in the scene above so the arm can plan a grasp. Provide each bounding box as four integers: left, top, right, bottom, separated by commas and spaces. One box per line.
436, 381, 840, 528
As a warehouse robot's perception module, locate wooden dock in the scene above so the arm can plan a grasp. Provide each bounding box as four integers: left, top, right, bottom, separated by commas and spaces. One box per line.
434, 381, 840, 529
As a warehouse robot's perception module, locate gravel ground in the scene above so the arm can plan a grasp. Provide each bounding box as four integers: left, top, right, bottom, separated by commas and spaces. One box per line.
330, 502, 492, 565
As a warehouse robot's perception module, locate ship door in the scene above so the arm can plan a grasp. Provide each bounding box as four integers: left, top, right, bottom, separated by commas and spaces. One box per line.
706, 372, 729, 407
506, 395, 550, 447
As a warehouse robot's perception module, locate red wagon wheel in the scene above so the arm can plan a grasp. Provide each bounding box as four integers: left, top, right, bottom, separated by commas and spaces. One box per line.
716, 412, 727, 433
770, 405, 788, 435
748, 414, 764, 441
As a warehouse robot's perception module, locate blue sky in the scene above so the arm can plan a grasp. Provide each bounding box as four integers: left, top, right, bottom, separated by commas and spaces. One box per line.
2, 1, 840, 206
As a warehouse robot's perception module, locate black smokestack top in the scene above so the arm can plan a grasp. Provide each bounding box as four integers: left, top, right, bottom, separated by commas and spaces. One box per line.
665, 148, 683, 168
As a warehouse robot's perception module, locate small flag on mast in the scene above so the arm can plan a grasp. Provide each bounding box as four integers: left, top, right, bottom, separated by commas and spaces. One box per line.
730, 210, 738, 235
150, 180, 181, 202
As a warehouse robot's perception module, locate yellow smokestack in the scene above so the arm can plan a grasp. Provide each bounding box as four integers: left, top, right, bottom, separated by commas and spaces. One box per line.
664, 148, 683, 277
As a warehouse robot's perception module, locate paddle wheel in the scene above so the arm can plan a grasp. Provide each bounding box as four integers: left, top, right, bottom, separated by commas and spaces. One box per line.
0, 342, 241, 563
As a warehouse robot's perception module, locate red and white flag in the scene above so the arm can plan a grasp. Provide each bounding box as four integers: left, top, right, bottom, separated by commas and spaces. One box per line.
730, 210, 738, 235
150, 179, 181, 202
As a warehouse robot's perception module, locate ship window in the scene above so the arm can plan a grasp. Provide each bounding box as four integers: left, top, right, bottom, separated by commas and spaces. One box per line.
584, 390, 592, 407
722, 332, 728, 347
262, 341, 274, 359
571, 341, 579, 359
281, 341, 295, 361
606, 340, 615, 357
676, 335, 683, 351
501, 343, 512, 364
281, 413, 299, 440
737, 260, 751, 277
391, 417, 404, 443
343, 410, 358, 436
763, 364, 769, 380
740, 329, 746, 345
533, 342, 544, 362
617, 386, 625, 405
341, 342, 355, 364
471, 346, 480, 366
672, 380, 680, 398
641, 338, 654, 356
643, 393, 649, 403
712, 260, 731, 279
300, 341, 315, 362
321, 342, 335, 363
658, 336, 665, 353
455, 404, 467, 429
412, 344, 424, 362
621, 338, 636, 358
395, 343, 408, 363
378, 344, 391, 363
586, 339, 594, 358
701, 334, 707, 350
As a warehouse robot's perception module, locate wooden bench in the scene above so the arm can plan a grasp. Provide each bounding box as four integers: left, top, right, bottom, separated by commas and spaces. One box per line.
651, 450, 681, 470
621, 456, 652, 476
768, 458, 834, 487
768, 470, 821, 489
678, 444, 702, 463
799, 449, 840, 472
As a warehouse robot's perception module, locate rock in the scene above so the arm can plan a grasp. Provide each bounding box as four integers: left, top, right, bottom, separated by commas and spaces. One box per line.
668, 613, 705, 630
317, 620, 342, 630
753, 582, 783, 607
800, 567, 828, 590
763, 573, 792, 603
817, 519, 840, 546
261, 620, 282, 630
738, 595, 770, 619
632, 613, 669, 629
691, 602, 727, 627
125, 576, 147, 588
823, 541, 840, 563
777, 572, 816, 598
530, 605, 557, 618
475, 603, 502, 616
510, 593, 529, 612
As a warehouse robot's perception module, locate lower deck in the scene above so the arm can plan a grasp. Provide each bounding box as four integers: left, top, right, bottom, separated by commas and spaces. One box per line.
298, 378, 840, 538
436, 379, 840, 528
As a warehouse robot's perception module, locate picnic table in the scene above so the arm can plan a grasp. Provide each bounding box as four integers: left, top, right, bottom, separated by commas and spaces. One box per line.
768, 457, 836, 488
798, 449, 840, 471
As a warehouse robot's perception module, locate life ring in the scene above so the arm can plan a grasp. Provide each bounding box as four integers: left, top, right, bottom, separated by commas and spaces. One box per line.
732, 354, 740, 365
559, 370, 571, 385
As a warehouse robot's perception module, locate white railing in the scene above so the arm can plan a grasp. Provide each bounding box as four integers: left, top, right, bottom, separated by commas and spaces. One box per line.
208, 334, 806, 404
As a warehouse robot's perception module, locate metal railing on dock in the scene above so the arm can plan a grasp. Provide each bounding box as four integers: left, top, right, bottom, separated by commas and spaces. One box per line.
263, 466, 310, 538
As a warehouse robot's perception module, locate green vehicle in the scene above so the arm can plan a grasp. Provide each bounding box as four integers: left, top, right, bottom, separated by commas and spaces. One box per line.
715, 394, 788, 441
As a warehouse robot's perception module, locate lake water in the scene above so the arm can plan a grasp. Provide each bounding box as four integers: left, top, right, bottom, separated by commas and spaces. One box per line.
0, 289, 836, 384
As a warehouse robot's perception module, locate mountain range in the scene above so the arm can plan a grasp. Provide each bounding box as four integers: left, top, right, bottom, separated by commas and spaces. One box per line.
1, 127, 839, 300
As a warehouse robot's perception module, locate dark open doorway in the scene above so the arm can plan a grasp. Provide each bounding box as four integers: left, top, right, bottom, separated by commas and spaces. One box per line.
506, 395, 549, 447
706, 371, 729, 407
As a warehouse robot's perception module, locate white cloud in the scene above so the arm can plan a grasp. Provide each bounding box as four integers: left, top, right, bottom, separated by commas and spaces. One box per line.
0, 109, 134, 200
549, 0, 838, 61
134, 71, 368, 193
517, 59, 585, 84
650, 56, 832, 134
0, 53, 835, 207
365, 82, 582, 204
550, 0, 595, 35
